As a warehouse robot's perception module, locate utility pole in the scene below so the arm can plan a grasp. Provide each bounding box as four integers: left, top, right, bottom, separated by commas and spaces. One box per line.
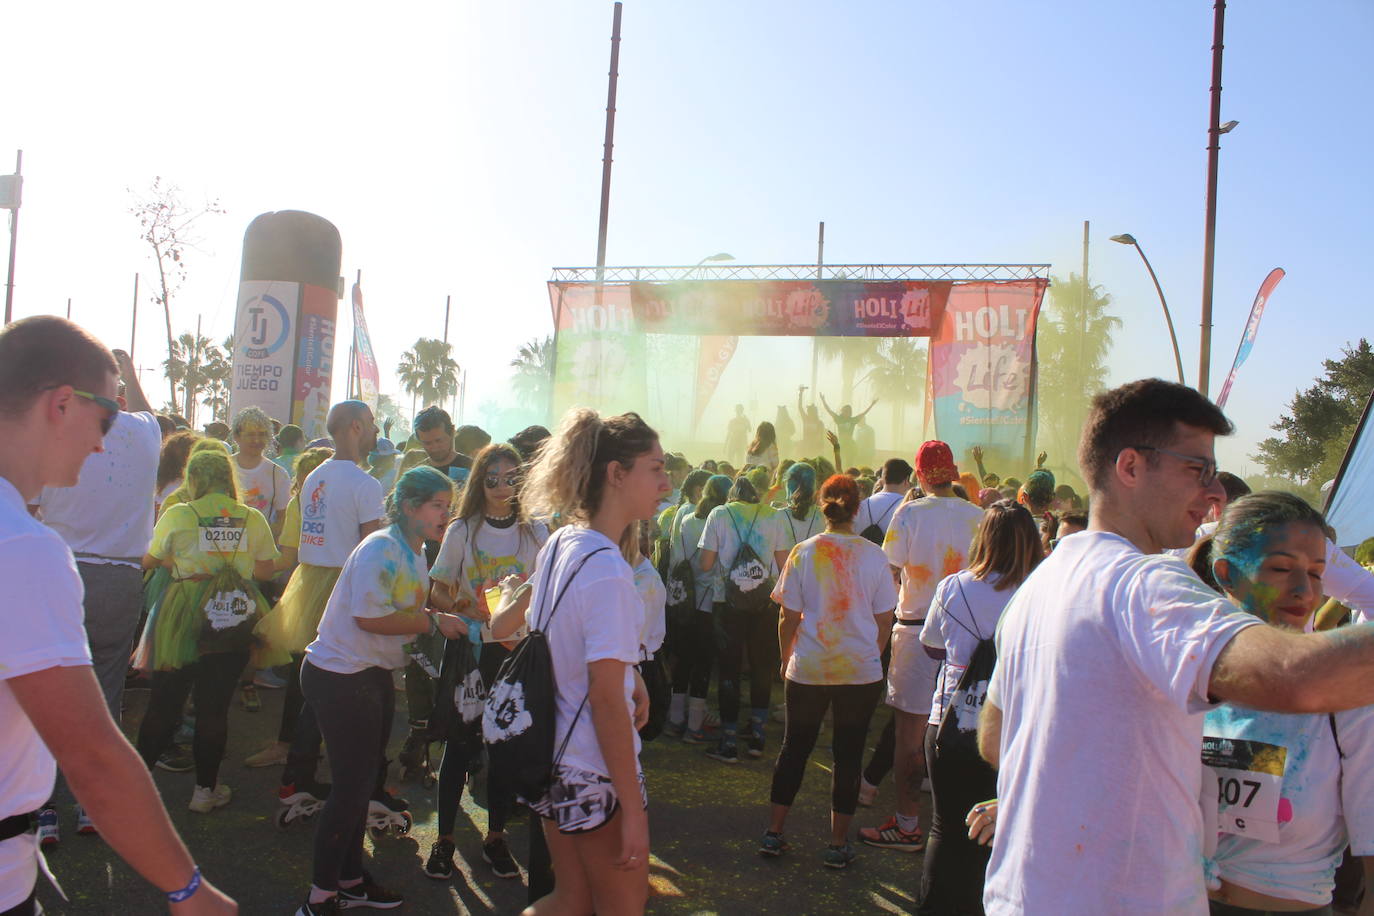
130, 274, 139, 360
443, 295, 450, 343
594, 2, 623, 284
1199, 0, 1226, 397
1078, 220, 1089, 400
3, 150, 22, 325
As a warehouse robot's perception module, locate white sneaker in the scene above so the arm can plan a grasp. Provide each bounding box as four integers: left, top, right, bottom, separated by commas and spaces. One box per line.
36, 808, 59, 847
188, 784, 232, 813
75, 805, 97, 835
857, 780, 878, 807
244, 742, 289, 768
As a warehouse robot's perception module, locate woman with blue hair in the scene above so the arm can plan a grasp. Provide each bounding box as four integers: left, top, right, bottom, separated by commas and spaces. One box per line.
777, 463, 822, 554
1189, 492, 1374, 916
290, 466, 472, 915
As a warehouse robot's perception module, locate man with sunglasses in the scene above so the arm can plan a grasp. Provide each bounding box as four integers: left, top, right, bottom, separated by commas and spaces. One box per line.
0, 316, 235, 914
28, 347, 161, 844
978, 378, 1374, 915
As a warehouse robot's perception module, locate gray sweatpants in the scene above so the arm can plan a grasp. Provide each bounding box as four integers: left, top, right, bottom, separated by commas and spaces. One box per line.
49, 562, 144, 807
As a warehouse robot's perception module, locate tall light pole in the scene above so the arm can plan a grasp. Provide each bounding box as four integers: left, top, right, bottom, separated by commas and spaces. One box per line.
1198, 0, 1233, 397
2, 150, 21, 325
1111, 234, 1186, 385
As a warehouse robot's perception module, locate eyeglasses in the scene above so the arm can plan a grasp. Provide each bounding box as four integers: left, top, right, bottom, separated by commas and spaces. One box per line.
70, 389, 120, 436
1127, 445, 1218, 487
484, 473, 521, 489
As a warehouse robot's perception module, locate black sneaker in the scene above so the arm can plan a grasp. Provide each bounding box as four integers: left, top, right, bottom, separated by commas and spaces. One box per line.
706, 736, 739, 764
483, 835, 520, 879
294, 895, 341, 915
423, 839, 455, 880
155, 746, 194, 773
337, 871, 402, 909
746, 721, 766, 759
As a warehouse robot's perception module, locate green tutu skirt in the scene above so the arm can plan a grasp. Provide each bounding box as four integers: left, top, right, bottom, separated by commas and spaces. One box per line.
133, 576, 271, 672
251, 563, 342, 667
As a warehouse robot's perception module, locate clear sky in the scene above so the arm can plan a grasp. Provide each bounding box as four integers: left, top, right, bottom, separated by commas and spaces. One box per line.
4, 0, 1371, 475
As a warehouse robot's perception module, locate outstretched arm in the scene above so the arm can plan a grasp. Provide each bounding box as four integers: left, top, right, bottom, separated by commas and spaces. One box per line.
1209, 622, 1374, 713
972, 445, 989, 484
113, 349, 153, 414
826, 429, 842, 470
856, 397, 878, 420
819, 393, 839, 422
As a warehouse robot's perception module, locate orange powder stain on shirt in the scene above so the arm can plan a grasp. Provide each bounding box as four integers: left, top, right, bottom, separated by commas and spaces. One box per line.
904, 563, 933, 586
942, 546, 964, 578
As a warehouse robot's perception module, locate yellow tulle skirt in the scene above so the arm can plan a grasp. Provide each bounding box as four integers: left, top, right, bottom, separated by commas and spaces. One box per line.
251, 563, 342, 667
133, 575, 270, 672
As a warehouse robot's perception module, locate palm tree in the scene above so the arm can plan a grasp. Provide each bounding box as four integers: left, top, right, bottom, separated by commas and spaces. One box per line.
163, 331, 216, 428
860, 337, 928, 448
397, 338, 460, 415
816, 337, 884, 405
200, 335, 233, 423
510, 336, 553, 413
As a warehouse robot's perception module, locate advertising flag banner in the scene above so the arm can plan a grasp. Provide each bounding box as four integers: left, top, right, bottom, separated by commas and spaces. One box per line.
292, 284, 338, 440
1324, 388, 1374, 549
350, 281, 380, 413
927, 280, 1047, 470
1216, 268, 1284, 409
230, 281, 300, 427
692, 335, 738, 432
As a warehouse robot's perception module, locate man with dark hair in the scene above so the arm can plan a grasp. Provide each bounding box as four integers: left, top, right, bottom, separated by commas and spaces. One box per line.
452, 424, 490, 459
509, 425, 550, 463
274, 424, 306, 477
412, 406, 471, 484
980, 378, 1374, 914
0, 317, 234, 914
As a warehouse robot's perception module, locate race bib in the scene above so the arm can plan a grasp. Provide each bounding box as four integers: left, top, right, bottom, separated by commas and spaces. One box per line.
1202, 735, 1287, 843
198, 517, 246, 554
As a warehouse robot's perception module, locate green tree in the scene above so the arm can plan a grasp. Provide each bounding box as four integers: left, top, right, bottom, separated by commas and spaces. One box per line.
200, 335, 233, 424
510, 336, 553, 415
1035, 272, 1122, 485
1254, 339, 1374, 486
397, 338, 459, 416
859, 337, 927, 448
163, 330, 217, 428
129, 177, 224, 413
375, 393, 408, 441
815, 337, 884, 405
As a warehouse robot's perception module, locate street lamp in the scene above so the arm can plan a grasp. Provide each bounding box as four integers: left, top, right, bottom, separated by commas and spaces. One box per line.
1111, 234, 1186, 385
693, 252, 735, 278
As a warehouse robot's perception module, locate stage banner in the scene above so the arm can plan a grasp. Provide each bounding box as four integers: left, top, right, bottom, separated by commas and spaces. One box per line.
1216, 267, 1284, 409
928, 280, 1047, 471
692, 335, 738, 432
350, 281, 380, 414
230, 281, 300, 428
548, 284, 647, 418
293, 283, 338, 440
625, 280, 951, 337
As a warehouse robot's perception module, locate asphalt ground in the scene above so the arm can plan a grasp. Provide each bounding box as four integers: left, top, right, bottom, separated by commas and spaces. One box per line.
34, 676, 932, 915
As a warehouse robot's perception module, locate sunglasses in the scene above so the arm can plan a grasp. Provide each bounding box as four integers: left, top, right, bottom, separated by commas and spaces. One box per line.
1127, 445, 1218, 488
70, 389, 120, 435
484, 473, 521, 489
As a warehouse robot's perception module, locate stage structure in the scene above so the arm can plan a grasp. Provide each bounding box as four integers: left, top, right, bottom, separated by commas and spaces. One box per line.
548, 264, 1050, 471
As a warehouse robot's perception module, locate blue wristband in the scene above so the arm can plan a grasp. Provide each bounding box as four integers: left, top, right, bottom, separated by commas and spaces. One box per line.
167, 866, 202, 903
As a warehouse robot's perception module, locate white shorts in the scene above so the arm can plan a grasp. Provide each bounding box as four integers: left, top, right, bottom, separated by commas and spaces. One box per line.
886, 621, 940, 716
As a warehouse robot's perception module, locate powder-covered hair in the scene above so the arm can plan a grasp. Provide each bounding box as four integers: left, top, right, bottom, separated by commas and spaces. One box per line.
786, 462, 817, 520
745, 466, 771, 500
729, 476, 760, 505
185, 451, 238, 502
1210, 491, 1327, 582
291, 447, 334, 498
819, 473, 860, 525
521, 408, 659, 522
386, 465, 454, 525
231, 405, 274, 437
695, 474, 733, 519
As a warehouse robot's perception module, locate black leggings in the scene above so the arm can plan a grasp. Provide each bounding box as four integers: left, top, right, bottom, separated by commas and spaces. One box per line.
277, 652, 305, 744
714, 602, 778, 728
300, 661, 394, 891
669, 609, 713, 698
918, 723, 996, 915
769, 679, 883, 816
136, 650, 247, 787
436, 645, 516, 837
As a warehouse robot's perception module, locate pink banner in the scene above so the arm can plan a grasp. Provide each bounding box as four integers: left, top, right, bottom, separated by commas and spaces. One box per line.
351, 281, 380, 413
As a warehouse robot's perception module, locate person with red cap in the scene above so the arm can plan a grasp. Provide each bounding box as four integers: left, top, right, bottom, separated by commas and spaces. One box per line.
859, 440, 985, 854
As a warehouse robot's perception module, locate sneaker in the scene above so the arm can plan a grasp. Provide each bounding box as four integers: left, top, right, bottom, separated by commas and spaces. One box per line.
295, 895, 341, 915
156, 746, 194, 773
746, 718, 766, 759
36, 808, 59, 847
423, 839, 455, 880
188, 784, 232, 813
174, 713, 196, 746
253, 668, 287, 689
662, 719, 686, 739
240, 684, 261, 712
245, 742, 289, 768
857, 780, 878, 808
682, 727, 709, 745
759, 830, 790, 857
823, 842, 858, 869
703, 710, 722, 730
483, 835, 520, 879
706, 737, 739, 764
74, 805, 96, 836
337, 871, 403, 909
858, 816, 925, 852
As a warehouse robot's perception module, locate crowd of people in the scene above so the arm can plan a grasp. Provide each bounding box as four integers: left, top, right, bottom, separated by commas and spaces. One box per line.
4, 314, 1374, 915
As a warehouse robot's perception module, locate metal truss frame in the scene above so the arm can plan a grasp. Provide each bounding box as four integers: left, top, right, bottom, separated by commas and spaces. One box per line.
550, 264, 1051, 284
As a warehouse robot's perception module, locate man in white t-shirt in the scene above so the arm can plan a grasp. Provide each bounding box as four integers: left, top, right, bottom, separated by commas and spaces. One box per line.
29, 351, 161, 841
860, 441, 983, 852
980, 378, 1374, 915
856, 458, 912, 543
0, 317, 234, 914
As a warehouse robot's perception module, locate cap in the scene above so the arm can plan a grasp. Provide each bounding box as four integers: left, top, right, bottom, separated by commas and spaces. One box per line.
371, 437, 400, 458
915, 441, 958, 486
